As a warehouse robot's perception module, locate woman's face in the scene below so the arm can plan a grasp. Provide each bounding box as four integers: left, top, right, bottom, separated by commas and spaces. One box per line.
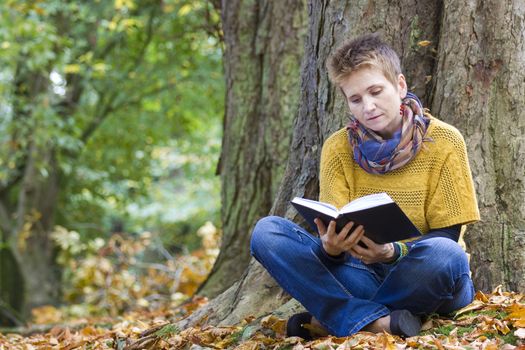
339, 66, 407, 139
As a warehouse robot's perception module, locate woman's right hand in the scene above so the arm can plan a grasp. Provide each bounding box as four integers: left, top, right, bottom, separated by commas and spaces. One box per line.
315, 218, 365, 256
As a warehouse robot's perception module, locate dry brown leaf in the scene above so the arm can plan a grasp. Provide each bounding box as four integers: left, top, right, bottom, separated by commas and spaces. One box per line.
476, 290, 490, 303
375, 332, 397, 350
417, 40, 432, 47
260, 315, 286, 335
233, 340, 260, 350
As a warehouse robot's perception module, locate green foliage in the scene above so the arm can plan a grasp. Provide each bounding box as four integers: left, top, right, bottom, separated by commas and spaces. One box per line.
155, 324, 180, 339
0, 0, 223, 243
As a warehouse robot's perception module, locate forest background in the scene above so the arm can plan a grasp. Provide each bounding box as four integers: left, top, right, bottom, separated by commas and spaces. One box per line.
0, 0, 224, 326
1, 0, 525, 348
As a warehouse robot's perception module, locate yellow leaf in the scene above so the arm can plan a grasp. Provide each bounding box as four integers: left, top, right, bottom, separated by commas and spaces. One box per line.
475, 290, 490, 303
64, 64, 81, 74
115, 0, 135, 10
122, 18, 140, 30
78, 52, 93, 63
178, 4, 192, 16
1, 41, 10, 49
515, 319, 525, 328
108, 20, 118, 31
418, 40, 432, 47
506, 303, 525, 327
93, 63, 107, 72
31, 305, 62, 324
17, 222, 32, 252
433, 338, 445, 350
496, 321, 511, 335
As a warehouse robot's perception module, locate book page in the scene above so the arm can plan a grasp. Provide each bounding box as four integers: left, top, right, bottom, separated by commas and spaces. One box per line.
340, 192, 393, 213
291, 197, 338, 216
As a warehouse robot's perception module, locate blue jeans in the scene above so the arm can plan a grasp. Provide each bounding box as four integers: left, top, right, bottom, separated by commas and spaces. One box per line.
250, 216, 474, 337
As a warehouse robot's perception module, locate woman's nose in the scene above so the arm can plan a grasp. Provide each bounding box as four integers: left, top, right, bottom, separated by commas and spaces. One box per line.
362, 96, 375, 113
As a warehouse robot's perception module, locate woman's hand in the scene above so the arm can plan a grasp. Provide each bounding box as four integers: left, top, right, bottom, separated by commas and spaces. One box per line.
315, 218, 365, 256
349, 235, 395, 264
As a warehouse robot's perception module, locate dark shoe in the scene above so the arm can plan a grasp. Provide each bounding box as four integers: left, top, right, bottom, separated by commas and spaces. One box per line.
389, 310, 422, 337
286, 312, 314, 340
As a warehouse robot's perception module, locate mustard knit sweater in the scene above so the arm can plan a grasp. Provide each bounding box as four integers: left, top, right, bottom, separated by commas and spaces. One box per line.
319, 116, 480, 235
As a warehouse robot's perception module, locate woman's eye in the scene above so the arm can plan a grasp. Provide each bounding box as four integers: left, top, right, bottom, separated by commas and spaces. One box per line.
371, 89, 382, 95
350, 98, 361, 104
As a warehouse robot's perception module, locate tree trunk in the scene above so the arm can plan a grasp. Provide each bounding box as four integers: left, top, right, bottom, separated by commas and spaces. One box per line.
182, 0, 445, 327
10, 146, 61, 314
1, 58, 84, 322
0, 248, 24, 326
198, 0, 307, 297
430, 0, 525, 292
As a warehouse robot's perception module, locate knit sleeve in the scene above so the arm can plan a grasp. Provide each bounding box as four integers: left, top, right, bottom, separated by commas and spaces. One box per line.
319, 132, 351, 209
425, 129, 480, 229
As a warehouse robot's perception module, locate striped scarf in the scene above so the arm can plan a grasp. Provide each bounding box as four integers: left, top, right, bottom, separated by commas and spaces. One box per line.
346, 92, 431, 174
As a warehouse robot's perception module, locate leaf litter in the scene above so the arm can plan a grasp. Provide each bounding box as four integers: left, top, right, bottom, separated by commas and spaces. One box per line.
1, 286, 524, 349
1, 228, 524, 349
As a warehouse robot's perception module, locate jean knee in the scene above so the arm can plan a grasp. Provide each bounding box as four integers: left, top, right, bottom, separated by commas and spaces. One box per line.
413, 237, 470, 274
250, 216, 288, 258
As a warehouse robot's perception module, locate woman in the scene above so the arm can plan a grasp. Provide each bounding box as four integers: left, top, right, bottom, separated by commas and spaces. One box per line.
250, 33, 480, 339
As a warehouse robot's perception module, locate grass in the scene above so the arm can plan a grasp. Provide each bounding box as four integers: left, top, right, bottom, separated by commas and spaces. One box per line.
154, 324, 180, 339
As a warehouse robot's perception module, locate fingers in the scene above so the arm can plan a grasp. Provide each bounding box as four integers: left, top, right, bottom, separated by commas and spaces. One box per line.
341, 222, 364, 242
350, 238, 392, 264
317, 219, 365, 255
338, 223, 364, 252
315, 218, 338, 237
314, 218, 327, 236
359, 235, 374, 247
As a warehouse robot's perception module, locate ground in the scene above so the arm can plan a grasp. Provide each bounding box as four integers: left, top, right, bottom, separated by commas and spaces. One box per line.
1, 287, 524, 350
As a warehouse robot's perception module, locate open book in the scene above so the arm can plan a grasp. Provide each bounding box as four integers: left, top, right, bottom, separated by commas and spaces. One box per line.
291, 192, 421, 244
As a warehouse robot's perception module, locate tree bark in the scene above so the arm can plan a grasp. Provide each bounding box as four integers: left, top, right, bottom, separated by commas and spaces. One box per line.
198, 0, 307, 297
0, 247, 24, 326
430, 0, 525, 292
182, 0, 444, 327
0, 63, 61, 320
10, 145, 61, 313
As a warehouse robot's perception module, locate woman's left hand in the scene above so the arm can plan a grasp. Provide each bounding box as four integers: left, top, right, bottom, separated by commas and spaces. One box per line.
349, 235, 395, 264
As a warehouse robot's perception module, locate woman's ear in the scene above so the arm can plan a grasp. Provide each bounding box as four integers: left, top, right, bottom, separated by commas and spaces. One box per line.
397, 74, 407, 99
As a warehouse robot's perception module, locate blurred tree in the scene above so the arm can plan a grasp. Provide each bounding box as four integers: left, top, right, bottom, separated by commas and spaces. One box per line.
0, 0, 222, 321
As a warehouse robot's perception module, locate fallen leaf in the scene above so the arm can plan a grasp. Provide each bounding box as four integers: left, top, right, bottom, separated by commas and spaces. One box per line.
418, 40, 432, 47
31, 305, 63, 324
375, 332, 397, 350
476, 290, 490, 303
455, 300, 485, 317
260, 315, 286, 335
233, 340, 259, 350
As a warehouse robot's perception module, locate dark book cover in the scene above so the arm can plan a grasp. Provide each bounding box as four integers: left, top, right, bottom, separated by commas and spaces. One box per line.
291, 199, 421, 244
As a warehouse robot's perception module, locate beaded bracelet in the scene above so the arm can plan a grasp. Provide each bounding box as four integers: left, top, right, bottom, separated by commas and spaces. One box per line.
393, 242, 408, 264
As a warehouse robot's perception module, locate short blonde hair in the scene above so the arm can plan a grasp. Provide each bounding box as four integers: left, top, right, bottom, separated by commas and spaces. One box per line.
327, 33, 402, 87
